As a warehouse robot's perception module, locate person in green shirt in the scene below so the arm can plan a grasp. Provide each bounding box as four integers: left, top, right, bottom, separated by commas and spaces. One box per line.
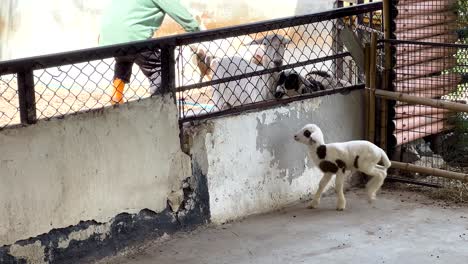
99, 0, 202, 104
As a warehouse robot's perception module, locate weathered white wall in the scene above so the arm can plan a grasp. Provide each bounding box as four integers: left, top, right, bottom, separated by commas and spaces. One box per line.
0, 94, 191, 246
189, 90, 364, 224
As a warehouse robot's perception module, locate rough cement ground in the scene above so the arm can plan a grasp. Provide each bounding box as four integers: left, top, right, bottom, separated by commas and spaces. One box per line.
96, 188, 468, 264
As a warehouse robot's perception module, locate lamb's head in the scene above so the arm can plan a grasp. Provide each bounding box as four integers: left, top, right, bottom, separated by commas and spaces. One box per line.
294, 124, 325, 146
274, 69, 315, 98
246, 34, 291, 69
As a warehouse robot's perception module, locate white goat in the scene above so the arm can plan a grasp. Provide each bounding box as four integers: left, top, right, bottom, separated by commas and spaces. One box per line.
294, 124, 391, 211
209, 34, 291, 110
188, 36, 264, 83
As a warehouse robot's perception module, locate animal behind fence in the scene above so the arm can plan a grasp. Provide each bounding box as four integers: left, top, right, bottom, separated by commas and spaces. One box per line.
0, 3, 383, 129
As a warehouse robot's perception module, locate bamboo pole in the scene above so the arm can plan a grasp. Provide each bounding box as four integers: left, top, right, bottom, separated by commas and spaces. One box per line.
369, 33, 378, 143
391, 161, 468, 182
394, 89, 459, 101
375, 89, 468, 113
395, 105, 451, 118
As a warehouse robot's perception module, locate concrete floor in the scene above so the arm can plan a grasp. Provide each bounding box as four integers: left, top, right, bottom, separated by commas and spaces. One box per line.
97, 189, 468, 264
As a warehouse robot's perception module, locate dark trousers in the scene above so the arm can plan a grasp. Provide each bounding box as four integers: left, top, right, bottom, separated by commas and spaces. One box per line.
114, 50, 162, 94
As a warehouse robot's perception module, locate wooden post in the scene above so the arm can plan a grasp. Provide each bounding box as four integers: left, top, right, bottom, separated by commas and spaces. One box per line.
364, 44, 371, 140
368, 32, 378, 143
381, 0, 392, 151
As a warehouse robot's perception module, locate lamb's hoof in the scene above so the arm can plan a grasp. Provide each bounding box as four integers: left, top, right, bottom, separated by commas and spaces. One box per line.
307, 200, 319, 209
367, 192, 376, 204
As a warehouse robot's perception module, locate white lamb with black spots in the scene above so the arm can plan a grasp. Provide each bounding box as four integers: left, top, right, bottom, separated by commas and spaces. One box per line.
294, 124, 391, 211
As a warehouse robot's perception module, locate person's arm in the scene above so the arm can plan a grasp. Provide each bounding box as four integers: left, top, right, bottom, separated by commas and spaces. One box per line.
154, 0, 201, 32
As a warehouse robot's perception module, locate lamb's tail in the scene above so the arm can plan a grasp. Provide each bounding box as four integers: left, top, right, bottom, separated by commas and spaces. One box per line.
380, 149, 391, 170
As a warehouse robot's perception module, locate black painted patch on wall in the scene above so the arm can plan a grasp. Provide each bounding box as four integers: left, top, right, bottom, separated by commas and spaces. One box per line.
0, 247, 25, 264
0, 160, 210, 264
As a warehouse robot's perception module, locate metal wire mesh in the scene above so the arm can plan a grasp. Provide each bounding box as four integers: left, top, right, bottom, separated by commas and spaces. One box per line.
0, 3, 383, 130
388, 41, 468, 186
380, 0, 468, 188
32, 59, 151, 120
176, 8, 382, 120
394, 0, 460, 41
0, 45, 160, 129
0, 74, 19, 127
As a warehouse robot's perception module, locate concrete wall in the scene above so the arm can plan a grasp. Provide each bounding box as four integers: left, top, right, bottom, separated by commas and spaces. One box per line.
0, 94, 191, 247
188, 90, 364, 224
0, 89, 364, 262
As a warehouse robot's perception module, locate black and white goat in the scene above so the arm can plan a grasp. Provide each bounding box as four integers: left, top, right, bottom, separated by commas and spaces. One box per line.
274, 69, 351, 99
294, 124, 391, 210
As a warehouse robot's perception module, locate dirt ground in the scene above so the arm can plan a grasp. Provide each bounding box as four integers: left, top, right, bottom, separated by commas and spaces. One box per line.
94, 186, 468, 264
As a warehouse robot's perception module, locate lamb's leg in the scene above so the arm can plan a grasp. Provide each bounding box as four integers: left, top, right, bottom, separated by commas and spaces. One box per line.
308, 173, 333, 209
362, 167, 386, 203
335, 171, 346, 211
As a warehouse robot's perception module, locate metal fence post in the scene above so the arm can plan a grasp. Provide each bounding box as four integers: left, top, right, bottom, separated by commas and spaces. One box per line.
160, 45, 176, 96
17, 69, 37, 124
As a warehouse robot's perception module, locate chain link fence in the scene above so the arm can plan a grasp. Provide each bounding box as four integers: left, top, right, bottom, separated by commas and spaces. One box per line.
0, 3, 383, 130
384, 40, 468, 188
176, 5, 383, 121
380, 0, 468, 189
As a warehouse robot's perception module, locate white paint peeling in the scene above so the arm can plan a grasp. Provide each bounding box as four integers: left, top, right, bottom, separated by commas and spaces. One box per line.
57, 223, 111, 249
0, 95, 191, 246
262, 107, 291, 125
301, 97, 322, 112
9, 241, 46, 264
193, 91, 363, 223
